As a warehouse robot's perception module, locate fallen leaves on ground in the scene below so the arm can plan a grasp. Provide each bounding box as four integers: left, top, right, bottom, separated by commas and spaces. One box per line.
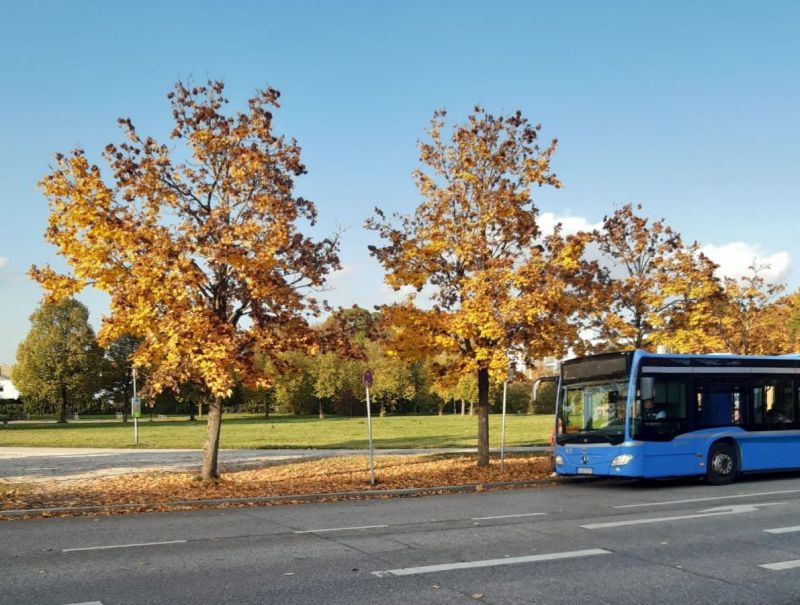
0, 453, 554, 519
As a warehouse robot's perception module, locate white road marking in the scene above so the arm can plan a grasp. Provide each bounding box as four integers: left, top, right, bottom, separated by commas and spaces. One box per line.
471, 513, 546, 520
582, 502, 784, 530
293, 524, 389, 534
764, 525, 800, 534
759, 559, 800, 571
63, 540, 187, 552
372, 548, 611, 577
63, 602, 103, 605
614, 488, 800, 509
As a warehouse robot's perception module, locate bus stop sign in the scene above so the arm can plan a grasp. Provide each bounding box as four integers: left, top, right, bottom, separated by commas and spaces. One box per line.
363, 369, 373, 389
131, 396, 142, 418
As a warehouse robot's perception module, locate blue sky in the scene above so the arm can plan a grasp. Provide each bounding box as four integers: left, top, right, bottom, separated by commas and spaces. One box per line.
1, 0, 798, 363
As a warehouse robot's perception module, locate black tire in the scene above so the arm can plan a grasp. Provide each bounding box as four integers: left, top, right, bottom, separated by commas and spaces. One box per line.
706, 442, 738, 485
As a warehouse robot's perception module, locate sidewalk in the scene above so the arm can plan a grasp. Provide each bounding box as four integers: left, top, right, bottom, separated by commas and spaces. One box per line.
0, 446, 548, 483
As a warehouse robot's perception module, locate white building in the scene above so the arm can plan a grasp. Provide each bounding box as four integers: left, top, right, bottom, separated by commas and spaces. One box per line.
0, 375, 19, 400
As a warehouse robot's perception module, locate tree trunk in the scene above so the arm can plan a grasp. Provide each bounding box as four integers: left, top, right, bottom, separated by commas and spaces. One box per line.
379, 402, 386, 417
461, 399, 465, 415
264, 396, 270, 418
189, 400, 196, 421
477, 367, 490, 466
58, 384, 68, 423
318, 399, 325, 419
201, 397, 223, 480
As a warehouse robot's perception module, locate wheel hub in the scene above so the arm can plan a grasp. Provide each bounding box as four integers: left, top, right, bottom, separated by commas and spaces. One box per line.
712, 452, 733, 475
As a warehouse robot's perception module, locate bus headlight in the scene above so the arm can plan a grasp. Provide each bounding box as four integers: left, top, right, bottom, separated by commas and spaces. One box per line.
611, 454, 634, 467
554, 455, 565, 465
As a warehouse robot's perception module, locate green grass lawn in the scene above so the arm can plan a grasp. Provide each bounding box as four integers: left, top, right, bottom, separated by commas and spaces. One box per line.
0, 414, 553, 449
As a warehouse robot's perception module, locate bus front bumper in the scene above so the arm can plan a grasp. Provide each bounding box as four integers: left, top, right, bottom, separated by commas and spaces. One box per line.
553, 443, 644, 478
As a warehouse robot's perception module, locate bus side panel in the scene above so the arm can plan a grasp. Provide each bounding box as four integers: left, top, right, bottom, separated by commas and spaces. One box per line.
642, 438, 703, 478
737, 432, 800, 472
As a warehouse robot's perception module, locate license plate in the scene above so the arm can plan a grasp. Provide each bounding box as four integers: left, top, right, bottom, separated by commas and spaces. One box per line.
577, 467, 593, 475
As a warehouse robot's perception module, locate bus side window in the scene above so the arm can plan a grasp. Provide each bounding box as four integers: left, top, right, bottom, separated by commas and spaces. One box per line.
752, 377, 794, 430
695, 379, 745, 428
636, 376, 688, 439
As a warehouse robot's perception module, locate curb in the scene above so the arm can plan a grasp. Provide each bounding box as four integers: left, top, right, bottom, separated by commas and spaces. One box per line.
0, 476, 596, 518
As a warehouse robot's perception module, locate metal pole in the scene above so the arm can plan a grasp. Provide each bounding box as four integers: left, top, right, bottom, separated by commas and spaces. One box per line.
366, 385, 375, 485
500, 380, 508, 472
132, 367, 138, 446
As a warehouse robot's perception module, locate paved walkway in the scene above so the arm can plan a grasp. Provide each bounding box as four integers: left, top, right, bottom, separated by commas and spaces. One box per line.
0, 446, 547, 483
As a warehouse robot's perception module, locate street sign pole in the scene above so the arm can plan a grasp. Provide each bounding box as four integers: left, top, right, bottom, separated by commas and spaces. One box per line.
132, 367, 139, 445
500, 380, 508, 472
363, 369, 375, 485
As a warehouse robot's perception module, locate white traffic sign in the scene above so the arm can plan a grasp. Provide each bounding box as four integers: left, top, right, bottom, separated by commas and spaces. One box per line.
131, 396, 142, 418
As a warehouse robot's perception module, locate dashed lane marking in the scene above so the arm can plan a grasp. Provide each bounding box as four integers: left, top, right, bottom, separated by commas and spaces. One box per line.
614, 488, 800, 509
471, 512, 546, 520
293, 524, 389, 534
583, 503, 784, 529
372, 548, 612, 577
764, 525, 800, 534
63, 540, 187, 552
759, 559, 800, 571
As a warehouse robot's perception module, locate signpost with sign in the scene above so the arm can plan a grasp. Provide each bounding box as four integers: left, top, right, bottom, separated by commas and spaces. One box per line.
363, 369, 375, 485
500, 380, 508, 472
132, 367, 140, 445
500, 367, 513, 473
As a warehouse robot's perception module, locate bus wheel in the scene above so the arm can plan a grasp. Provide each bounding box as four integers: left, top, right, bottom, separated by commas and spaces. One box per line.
706, 442, 738, 485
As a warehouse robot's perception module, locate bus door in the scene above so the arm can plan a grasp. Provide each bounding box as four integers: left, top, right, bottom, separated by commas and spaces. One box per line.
638, 375, 696, 477
694, 376, 748, 464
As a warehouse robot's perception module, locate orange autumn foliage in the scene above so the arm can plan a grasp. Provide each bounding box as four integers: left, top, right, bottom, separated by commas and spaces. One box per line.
31, 80, 340, 479
367, 108, 598, 466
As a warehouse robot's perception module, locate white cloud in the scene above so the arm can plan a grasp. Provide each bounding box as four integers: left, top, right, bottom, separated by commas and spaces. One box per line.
321, 262, 430, 310
700, 242, 790, 283
0, 257, 8, 269
537, 212, 601, 237
377, 283, 421, 306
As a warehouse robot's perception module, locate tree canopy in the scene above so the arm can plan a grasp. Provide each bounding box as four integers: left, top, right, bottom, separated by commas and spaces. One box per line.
368, 107, 596, 465
13, 298, 102, 422
591, 203, 721, 352
33, 80, 340, 478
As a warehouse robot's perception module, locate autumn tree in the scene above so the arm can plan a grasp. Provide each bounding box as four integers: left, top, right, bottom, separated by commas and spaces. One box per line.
272, 352, 317, 415
312, 306, 379, 415
710, 263, 794, 354
591, 204, 721, 353
367, 108, 596, 466
311, 352, 343, 418
365, 340, 415, 416
32, 80, 340, 479
13, 298, 102, 422
429, 362, 480, 415
788, 291, 800, 343
99, 333, 142, 421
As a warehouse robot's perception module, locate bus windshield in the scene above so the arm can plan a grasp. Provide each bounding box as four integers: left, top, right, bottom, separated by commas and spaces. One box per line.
556, 381, 628, 445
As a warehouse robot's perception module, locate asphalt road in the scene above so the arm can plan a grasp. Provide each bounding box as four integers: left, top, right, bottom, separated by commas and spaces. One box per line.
3, 473, 800, 604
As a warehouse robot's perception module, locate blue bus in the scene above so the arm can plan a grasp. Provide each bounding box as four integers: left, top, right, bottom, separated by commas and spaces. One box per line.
553, 350, 800, 484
